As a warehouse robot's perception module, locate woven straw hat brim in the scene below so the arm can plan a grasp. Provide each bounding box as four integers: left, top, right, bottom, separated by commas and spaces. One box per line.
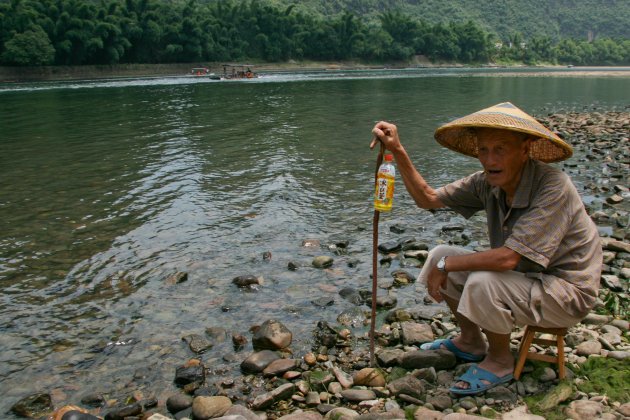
434, 102, 572, 163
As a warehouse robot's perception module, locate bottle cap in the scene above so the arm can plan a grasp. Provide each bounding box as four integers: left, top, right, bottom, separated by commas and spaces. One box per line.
384, 154, 393, 162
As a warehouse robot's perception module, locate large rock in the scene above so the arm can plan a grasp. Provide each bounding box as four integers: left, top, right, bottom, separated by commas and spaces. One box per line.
104, 403, 142, 420
376, 348, 404, 367
575, 340, 602, 356
400, 321, 434, 345
313, 256, 334, 268
352, 368, 386, 387
182, 334, 213, 354
174, 361, 205, 386
601, 237, 630, 253
501, 405, 545, 420
232, 275, 261, 288
224, 404, 261, 420
240, 350, 280, 374
263, 358, 297, 377
564, 400, 603, 420
252, 383, 296, 410
386, 374, 425, 399
331, 365, 354, 388
192, 396, 232, 420
324, 407, 359, 419
413, 407, 445, 419
400, 349, 457, 370
252, 319, 292, 350
166, 393, 193, 414
340, 389, 376, 402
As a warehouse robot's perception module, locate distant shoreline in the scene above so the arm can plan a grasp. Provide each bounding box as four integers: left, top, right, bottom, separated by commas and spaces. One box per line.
1, 62, 629, 83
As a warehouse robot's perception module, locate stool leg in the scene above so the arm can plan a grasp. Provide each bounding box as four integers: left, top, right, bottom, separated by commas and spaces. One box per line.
514, 326, 535, 380
556, 335, 566, 379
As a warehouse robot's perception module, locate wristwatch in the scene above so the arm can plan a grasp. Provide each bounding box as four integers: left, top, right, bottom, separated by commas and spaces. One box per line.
437, 256, 448, 273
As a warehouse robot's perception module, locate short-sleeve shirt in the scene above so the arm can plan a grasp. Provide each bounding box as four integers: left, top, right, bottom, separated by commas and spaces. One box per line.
435, 159, 601, 319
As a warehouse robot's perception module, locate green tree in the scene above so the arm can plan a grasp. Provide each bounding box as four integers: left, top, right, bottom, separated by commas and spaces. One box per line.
1, 25, 55, 65
450, 20, 490, 62
425, 23, 460, 61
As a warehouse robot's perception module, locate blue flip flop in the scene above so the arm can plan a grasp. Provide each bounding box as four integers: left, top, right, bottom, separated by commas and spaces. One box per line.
420, 338, 484, 362
449, 364, 514, 396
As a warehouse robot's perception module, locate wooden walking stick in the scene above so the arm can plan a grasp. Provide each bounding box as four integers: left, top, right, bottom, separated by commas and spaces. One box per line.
369, 137, 385, 367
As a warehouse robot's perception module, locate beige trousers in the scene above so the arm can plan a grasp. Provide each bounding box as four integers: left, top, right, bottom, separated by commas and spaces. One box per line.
418, 245, 583, 334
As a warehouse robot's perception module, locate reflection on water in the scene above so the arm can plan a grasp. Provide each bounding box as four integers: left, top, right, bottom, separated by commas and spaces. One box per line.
0, 69, 628, 414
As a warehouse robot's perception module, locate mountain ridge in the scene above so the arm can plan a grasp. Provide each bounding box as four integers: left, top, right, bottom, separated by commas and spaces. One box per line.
267, 0, 629, 41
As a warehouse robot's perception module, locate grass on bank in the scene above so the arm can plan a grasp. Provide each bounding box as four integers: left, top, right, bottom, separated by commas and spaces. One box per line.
525, 357, 630, 419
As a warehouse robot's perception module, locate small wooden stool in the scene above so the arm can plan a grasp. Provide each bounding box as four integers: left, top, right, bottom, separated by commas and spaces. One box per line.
514, 325, 568, 380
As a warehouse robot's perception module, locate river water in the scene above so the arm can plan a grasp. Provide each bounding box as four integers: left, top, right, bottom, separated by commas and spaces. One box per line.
1, 67, 629, 414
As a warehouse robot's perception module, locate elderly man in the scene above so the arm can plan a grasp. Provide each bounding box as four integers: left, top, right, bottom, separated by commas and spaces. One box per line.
371, 103, 601, 396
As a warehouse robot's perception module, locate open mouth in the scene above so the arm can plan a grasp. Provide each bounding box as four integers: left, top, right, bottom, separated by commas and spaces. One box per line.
487, 169, 502, 175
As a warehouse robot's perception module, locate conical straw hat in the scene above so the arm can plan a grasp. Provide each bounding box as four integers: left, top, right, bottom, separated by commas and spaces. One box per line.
434, 102, 572, 163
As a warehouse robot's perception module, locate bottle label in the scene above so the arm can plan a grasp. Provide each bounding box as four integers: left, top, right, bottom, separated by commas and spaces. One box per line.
374, 173, 394, 211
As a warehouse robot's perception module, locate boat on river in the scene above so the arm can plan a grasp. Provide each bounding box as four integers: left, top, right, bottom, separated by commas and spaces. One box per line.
190, 67, 221, 79
222, 63, 257, 79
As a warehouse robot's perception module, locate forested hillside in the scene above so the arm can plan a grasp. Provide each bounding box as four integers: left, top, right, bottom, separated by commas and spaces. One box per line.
272, 0, 630, 41
0, 0, 628, 67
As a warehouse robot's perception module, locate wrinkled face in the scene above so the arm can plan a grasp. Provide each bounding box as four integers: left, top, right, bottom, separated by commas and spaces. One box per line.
476, 128, 530, 195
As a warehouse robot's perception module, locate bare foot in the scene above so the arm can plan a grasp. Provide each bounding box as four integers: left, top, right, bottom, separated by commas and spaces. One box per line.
448, 336, 487, 358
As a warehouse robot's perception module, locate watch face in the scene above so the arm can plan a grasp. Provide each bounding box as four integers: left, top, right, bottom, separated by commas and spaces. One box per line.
438, 258, 445, 269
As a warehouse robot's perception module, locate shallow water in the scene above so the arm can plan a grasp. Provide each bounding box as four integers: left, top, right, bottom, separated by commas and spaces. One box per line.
0, 68, 629, 414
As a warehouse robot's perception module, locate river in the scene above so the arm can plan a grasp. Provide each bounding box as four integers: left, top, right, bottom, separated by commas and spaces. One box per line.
0, 67, 629, 415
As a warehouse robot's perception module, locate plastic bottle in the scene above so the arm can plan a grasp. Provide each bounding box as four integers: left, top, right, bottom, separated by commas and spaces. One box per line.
374, 154, 395, 212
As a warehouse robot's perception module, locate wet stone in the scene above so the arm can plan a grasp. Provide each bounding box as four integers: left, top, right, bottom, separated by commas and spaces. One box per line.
240, 350, 280, 374
378, 241, 401, 253
10, 393, 53, 418
312, 256, 333, 268
166, 271, 188, 284
103, 402, 142, 420
182, 334, 213, 354
252, 319, 292, 350
442, 224, 465, 232
80, 393, 106, 407
374, 293, 397, 309
166, 394, 193, 414
232, 275, 261, 288
174, 363, 205, 386
205, 327, 227, 342
263, 358, 297, 377
311, 297, 334, 307
391, 270, 415, 284
339, 287, 364, 305
191, 396, 232, 420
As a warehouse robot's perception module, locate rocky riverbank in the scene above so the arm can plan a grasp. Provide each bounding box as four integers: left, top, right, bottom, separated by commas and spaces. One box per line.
10, 110, 629, 420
